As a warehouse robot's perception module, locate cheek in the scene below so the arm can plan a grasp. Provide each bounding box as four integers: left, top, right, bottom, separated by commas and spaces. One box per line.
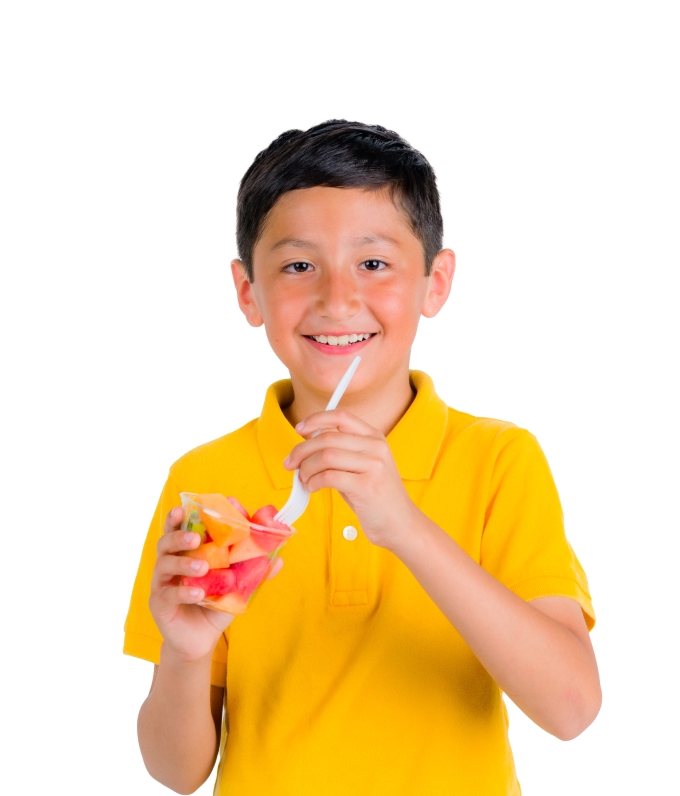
257, 287, 306, 344
369, 280, 427, 333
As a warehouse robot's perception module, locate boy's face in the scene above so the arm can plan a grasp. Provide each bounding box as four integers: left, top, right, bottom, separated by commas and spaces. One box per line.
232, 186, 454, 398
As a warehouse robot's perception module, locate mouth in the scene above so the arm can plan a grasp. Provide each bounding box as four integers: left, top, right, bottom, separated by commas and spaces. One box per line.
304, 333, 375, 347
303, 333, 377, 354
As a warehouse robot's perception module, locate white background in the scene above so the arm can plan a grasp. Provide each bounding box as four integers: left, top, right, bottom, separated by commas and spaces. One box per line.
1, 1, 678, 793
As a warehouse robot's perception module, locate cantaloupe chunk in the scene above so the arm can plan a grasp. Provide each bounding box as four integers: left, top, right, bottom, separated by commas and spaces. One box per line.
183, 542, 230, 568
229, 535, 268, 564
206, 591, 248, 615
197, 493, 250, 547
198, 493, 246, 518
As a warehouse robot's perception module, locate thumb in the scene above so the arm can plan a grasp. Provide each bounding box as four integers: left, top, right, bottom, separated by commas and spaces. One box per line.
266, 556, 284, 581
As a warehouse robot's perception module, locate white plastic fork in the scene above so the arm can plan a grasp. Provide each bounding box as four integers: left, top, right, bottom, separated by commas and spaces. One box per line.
275, 355, 361, 527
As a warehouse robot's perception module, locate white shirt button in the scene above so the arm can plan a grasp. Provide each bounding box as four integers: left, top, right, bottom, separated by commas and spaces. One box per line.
342, 525, 358, 541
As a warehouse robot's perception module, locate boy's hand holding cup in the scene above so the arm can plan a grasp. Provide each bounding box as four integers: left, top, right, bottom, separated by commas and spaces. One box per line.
149, 507, 283, 662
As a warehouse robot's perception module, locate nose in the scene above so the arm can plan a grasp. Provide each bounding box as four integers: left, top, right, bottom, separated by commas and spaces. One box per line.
314, 267, 361, 322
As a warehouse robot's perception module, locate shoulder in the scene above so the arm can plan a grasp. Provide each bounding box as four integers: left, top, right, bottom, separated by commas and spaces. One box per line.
444, 405, 536, 452
436, 407, 551, 484
167, 417, 260, 483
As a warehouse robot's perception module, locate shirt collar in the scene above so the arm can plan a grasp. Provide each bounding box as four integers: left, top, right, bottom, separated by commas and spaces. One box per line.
256, 370, 449, 489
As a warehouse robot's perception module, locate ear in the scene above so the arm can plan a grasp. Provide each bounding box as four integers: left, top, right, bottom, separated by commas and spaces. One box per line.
421, 249, 456, 318
231, 259, 264, 327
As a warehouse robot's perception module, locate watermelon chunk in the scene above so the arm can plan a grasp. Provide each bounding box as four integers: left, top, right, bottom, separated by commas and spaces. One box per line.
182, 567, 236, 596
250, 505, 291, 533
249, 505, 291, 553
229, 556, 271, 600
226, 496, 250, 520
182, 557, 272, 601
250, 529, 284, 554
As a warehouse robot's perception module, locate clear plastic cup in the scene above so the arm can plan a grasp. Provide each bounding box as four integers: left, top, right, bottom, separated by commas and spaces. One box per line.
179, 492, 297, 615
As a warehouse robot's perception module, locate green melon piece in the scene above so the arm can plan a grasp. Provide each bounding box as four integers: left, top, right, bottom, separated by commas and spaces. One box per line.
186, 510, 210, 543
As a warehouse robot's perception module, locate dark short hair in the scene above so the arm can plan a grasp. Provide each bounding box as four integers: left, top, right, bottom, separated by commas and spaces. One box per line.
236, 120, 443, 281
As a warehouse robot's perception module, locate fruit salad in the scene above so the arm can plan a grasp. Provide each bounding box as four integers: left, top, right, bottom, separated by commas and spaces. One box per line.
178, 492, 296, 615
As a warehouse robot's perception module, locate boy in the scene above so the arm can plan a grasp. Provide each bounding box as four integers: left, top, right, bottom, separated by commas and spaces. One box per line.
124, 120, 600, 795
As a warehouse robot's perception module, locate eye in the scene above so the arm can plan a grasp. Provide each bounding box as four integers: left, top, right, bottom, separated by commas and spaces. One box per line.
360, 260, 388, 271
283, 262, 314, 274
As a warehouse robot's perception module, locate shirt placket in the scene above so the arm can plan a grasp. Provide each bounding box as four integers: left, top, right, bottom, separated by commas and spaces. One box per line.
329, 489, 370, 606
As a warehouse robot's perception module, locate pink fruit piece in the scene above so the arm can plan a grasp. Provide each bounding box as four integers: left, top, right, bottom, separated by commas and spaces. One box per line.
226, 496, 250, 520
250, 505, 291, 552
250, 530, 283, 554
250, 505, 291, 532
229, 556, 272, 600
182, 567, 236, 597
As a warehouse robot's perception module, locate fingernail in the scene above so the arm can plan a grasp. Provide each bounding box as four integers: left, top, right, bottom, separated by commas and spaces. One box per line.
191, 559, 203, 571
295, 421, 305, 432
184, 532, 195, 544
283, 455, 290, 468
190, 588, 201, 597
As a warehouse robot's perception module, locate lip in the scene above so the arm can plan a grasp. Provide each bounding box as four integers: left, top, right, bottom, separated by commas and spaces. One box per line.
303, 334, 376, 355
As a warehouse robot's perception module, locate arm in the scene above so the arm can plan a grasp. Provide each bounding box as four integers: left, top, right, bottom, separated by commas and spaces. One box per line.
136, 508, 233, 794
286, 410, 601, 741
138, 658, 223, 794
386, 513, 601, 740
137, 507, 284, 793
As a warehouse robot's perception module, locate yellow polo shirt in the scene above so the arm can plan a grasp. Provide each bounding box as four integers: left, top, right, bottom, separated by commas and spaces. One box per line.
124, 371, 595, 796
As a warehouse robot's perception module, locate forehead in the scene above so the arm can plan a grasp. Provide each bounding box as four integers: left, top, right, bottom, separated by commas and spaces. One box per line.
256, 186, 419, 253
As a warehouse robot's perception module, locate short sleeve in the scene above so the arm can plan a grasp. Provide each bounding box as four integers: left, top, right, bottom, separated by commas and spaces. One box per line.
123, 471, 229, 686
480, 429, 595, 630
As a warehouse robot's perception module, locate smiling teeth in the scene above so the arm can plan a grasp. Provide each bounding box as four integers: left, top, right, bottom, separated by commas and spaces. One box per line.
311, 333, 372, 346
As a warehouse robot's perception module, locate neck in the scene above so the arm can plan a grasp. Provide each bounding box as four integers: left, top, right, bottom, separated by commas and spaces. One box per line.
282, 357, 416, 437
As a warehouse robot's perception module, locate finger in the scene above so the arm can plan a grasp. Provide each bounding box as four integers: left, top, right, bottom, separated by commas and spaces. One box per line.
266, 556, 284, 581
155, 554, 210, 578
298, 448, 372, 486
163, 506, 184, 535
285, 431, 379, 471
150, 583, 206, 615
295, 409, 381, 440
157, 528, 202, 559
152, 551, 209, 588
305, 468, 362, 496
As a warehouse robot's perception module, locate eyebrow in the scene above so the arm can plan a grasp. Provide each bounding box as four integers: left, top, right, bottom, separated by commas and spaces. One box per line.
270, 237, 316, 251
269, 233, 400, 251
351, 233, 400, 247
